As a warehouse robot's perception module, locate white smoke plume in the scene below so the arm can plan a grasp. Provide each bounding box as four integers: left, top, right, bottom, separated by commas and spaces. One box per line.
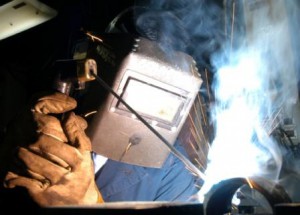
135, 0, 300, 203
199, 0, 300, 202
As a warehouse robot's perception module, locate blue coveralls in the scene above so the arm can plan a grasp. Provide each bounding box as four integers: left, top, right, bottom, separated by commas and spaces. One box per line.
95, 142, 202, 202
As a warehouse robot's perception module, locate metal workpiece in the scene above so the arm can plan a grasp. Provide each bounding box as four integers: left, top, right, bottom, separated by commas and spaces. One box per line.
203, 177, 291, 215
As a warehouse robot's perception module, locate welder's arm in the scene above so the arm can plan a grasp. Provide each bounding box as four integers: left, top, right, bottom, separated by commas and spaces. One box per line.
3, 92, 104, 206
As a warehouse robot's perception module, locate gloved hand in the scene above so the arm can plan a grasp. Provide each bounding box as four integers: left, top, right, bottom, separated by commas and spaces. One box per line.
3, 92, 104, 206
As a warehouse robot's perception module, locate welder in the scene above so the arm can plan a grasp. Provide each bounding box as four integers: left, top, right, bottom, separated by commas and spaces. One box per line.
2, 90, 201, 206
0, 4, 205, 210
0, 34, 203, 207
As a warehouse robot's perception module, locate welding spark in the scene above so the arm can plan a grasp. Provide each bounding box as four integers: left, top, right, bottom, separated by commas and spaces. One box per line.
84, 110, 97, 118
86, 32, 103, 43
246, 177, 254, 189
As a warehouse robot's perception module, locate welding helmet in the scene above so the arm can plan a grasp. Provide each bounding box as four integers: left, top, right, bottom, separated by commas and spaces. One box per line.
63, 5, 204, 168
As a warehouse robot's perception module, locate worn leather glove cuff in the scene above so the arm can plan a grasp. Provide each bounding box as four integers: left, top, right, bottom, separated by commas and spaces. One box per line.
96, 188, 104, 203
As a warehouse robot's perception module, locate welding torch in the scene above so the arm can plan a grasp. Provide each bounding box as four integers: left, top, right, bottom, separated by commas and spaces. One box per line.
53, 58, 97, 95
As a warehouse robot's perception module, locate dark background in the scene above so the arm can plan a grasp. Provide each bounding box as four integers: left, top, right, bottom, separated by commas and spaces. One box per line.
0, 0, 136, 134
0, 0, 224, 143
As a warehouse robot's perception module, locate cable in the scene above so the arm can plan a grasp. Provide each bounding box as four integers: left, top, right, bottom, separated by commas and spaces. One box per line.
104, 6, 148, 34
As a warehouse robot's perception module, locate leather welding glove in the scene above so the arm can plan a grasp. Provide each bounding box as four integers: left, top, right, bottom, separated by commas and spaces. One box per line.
3, 92, 104, 206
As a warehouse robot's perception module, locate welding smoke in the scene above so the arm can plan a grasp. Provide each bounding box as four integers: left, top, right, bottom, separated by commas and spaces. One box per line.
199, 0, 300, 202
134, 0, 300, 202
